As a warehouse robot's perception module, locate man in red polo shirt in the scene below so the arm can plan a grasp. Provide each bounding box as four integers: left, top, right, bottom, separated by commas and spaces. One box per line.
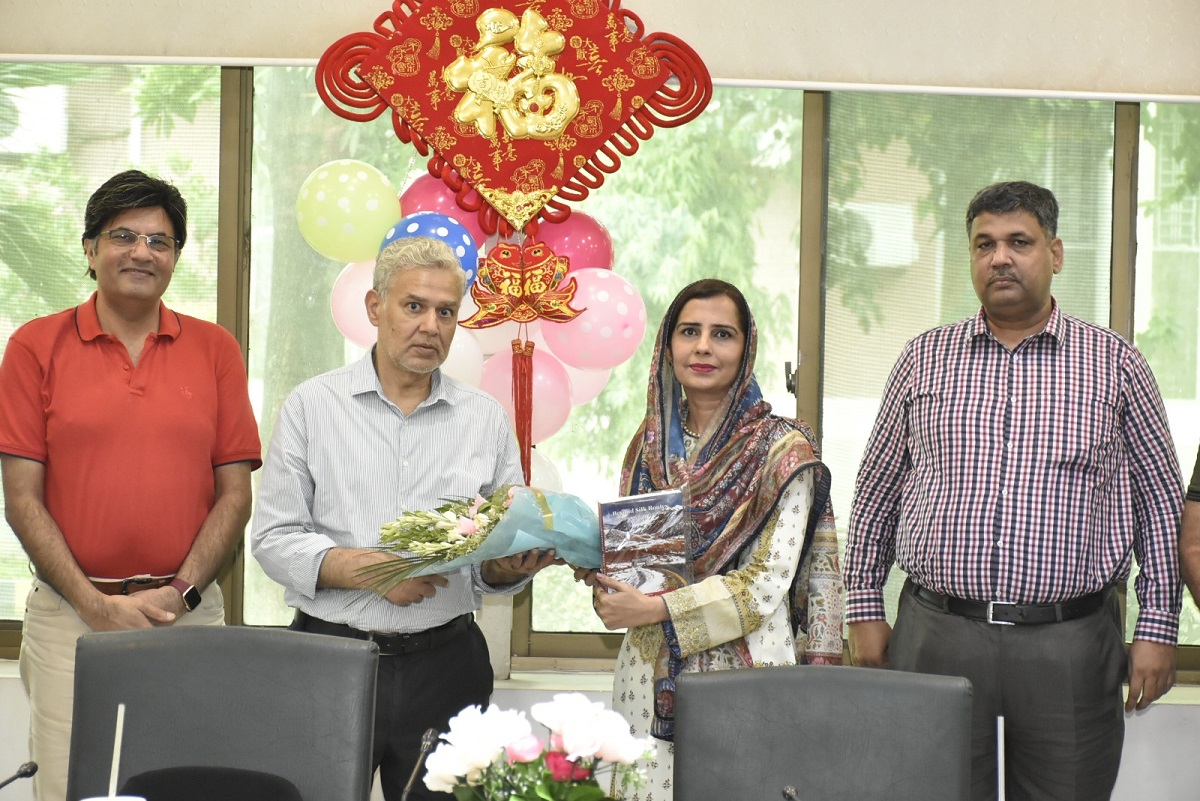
0, 170, 261, 801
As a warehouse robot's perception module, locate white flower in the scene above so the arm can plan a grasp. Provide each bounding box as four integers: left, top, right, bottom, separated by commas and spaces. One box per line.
531, 692, 628, 761
441, 704, 532, 775
423, 745, 467, 793
592, 710, 655, 764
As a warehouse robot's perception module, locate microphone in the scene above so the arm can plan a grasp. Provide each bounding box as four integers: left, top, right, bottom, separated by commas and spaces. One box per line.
400, 728, 440, 801
0, 762, 37, 792
781, 787, 800, 800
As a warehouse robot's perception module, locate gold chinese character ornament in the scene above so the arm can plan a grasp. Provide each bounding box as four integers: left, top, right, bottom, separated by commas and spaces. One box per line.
316, 0, 711, 237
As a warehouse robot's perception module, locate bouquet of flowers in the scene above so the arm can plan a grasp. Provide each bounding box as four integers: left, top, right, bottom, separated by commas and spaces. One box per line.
360, 485, 602, 591
424, 693, 654, 801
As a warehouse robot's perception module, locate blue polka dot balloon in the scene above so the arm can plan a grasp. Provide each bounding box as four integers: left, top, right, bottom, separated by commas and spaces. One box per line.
379, 211, 479, 291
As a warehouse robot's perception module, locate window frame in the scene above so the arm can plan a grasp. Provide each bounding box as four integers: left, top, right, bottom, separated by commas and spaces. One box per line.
3, 70, 1199, 677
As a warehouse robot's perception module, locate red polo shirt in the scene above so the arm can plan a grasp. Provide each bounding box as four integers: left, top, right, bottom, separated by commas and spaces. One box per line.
0, 294, 261, 577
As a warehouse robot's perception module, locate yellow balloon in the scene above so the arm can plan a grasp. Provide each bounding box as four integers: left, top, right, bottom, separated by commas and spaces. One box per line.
296, 160, 402, 263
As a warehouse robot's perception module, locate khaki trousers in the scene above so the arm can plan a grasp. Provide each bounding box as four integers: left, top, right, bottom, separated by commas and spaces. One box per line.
19, 579, 224, 801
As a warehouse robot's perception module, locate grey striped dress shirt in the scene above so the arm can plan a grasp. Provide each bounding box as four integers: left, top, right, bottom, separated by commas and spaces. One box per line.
251, 351, 527, 633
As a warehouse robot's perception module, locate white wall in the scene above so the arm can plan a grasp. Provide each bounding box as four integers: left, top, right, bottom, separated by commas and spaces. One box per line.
1, 1, 1199, 99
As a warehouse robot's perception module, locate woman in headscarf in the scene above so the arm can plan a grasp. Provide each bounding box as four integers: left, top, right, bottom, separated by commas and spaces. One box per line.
583, 279, 843, 800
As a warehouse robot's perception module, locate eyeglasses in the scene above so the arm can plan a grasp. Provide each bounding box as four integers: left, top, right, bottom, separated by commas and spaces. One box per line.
98, 228, 179, 254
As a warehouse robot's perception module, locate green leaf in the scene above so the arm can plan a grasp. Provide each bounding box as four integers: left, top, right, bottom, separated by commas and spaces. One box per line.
563, 784, 608, 801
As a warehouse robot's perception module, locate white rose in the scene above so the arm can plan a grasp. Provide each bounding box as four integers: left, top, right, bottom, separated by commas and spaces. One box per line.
593, 710, 654, 764
443, 704, 532, 773
532, 692, 611, 760
423, 744, 465, 792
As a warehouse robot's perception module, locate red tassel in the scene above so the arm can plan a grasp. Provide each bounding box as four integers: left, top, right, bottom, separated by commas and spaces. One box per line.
512, 338, 534, 485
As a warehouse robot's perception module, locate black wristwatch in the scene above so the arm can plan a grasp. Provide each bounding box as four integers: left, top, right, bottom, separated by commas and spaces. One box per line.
168, 578, 202, 612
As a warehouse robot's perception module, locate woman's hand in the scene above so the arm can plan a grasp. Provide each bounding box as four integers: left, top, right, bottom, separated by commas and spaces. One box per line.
590, 572, 669, 630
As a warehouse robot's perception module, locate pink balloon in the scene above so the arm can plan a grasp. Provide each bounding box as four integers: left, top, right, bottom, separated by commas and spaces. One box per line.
399, 174, 488, 250
543, 269, 647, 370
330, 260, 376, 349
479, 348, 572, 444
535, 211, 614, 273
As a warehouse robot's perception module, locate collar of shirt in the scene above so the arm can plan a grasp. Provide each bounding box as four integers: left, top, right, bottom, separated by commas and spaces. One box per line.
351, 348, 457, 412
75, 291, 181, 342
967, 297, 1067, 350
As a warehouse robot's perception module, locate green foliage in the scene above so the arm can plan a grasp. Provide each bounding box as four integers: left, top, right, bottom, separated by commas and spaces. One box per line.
542, 87, 805, 481
826, 93, 1115, 328
132, 66, 220, 137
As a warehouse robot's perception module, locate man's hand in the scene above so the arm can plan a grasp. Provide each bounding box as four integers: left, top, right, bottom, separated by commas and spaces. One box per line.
848, 620, 893, 668
482, 549, 560, 585
383, 575, 450, 607
1126, 639, 1176, 712
136, 585, 189, 624
591, 573, 668, 630
77, 593, 176, 632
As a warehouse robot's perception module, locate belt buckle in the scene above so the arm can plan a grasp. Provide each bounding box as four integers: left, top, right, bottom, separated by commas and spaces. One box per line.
120, 574, 156, 595
986, 601, 1016, 626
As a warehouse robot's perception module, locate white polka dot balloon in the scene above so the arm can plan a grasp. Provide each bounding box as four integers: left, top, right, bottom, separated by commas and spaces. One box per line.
542, 268, 647, 370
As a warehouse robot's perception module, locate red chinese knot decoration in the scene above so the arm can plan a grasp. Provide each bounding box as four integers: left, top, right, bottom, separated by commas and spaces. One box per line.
460, 241, 582, 328
459, 240, 582, 479
316, 0, 712, 236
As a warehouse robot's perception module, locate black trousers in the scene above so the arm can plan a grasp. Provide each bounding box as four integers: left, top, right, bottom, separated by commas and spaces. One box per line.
291, 615, 493, 801
889, 581, 1127, 801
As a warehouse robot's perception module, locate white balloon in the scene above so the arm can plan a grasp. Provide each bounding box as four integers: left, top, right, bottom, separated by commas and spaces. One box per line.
529, 448, 563, 492
442, 328, 485, 387
458, 302, 542, 356
564, 365, 611, 406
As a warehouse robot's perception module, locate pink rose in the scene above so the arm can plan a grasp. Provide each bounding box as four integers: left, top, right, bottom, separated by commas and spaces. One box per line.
504, 734, 543, 764
467, 494, 487, 517
544, 752, 591, 782
456, 517, 479, 535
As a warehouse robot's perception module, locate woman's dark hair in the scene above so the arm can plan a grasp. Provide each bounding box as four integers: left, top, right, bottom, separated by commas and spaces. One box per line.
81, 169, 187, 278
663, 279, 752, 339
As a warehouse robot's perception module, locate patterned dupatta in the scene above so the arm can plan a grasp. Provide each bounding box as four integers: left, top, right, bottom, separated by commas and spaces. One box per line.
619, 287, 833, 740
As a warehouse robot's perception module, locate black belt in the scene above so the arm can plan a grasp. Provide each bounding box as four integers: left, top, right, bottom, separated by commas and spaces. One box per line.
910, 583, 1108, 625
291, 611, 472, 656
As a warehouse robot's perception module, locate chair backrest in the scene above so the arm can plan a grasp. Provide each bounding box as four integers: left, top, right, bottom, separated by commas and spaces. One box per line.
66, 626, 378, 801
674, 665, 972, 801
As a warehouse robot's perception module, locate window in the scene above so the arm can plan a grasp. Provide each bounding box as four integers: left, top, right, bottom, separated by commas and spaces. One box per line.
4, 68, 1195, 666
1133, 102, 1200, 645
525, 85, 805, 647
242, 66, 430, 625
821, 93, 1115, 622
0, 63, 220, 624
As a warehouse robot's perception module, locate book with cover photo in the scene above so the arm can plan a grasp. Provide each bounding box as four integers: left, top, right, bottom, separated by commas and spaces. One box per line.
598, 488, 693, 596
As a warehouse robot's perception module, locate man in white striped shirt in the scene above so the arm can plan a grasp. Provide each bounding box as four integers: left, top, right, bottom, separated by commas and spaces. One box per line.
252, 236, 557, 801
844, 181, 1182, 801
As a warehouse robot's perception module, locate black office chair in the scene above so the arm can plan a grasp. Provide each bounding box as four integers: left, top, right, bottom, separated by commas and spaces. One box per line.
66, 626, 378, 801
120, 765, 302, 801
674, 664, 973, 801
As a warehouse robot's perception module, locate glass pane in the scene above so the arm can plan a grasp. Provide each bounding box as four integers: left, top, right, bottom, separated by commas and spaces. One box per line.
530, 86, 805, 633
244, 67, 428, 625
0, 64, 220, 622
822, 94, 1115, 623
1132, 101, 1200, 644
